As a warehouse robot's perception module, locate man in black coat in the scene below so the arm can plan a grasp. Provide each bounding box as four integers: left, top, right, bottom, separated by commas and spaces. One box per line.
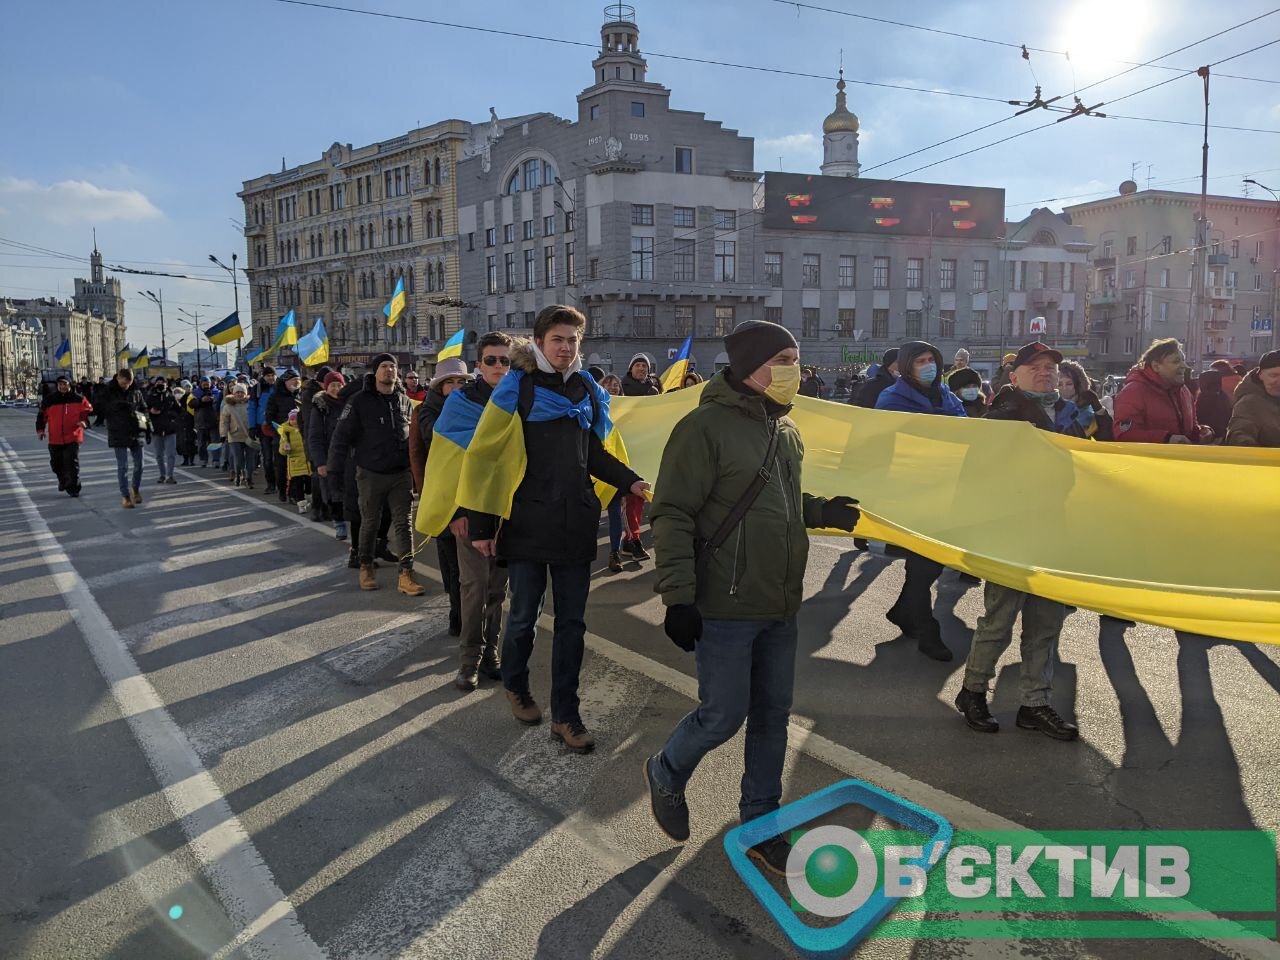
851, 348, 899, 407
621, 353, 660, 396
265, 368, 301, 503
324, 353, 424, 596
101, 368, 151, 507
145, 377, 183, 484
469, 306, 647, 753
190, 376, 221, 469
306, 371, 348, 539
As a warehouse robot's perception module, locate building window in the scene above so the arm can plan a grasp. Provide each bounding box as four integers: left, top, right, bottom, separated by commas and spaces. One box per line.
522, 158, 540, 192
838, 255, 855, 288
1160, 235, 1172, 255
714, 305, 735, 337
802, 254, 821, 288
714, 240, 735, 281
873, 256, 890, 289
504, 252, 516, 292
633, 304, 655, 337
544, 245, 556, 287
1124, 335, 1136, 354
564, 210, 575, 233
1008, 261, 1026, 291
764, 307, 783, 325
631, 236, 654, 280
1255, 273, 1263, 291
590, 104, 600, 120
674, 304, 694, 336
1228, 271, 1238, 288
523, 219, 535, 241
836, 308, 855, 337
1159, 301, 1169, 323
940, 259, 957, 291
972, 259, 988, 291
939, 310, 956, 338
1256, 240, 1265, 259
972, 310, 987, 337
674, 146, 693, 174
631, 204, 654, 226
1063, 262, 1075, 289
590, 258, 599, 279
587, 305, 601, 336
673, 206, 695, 229
714, 209, 736, 231
503, 223, 514, 244
1126, 236, 1137, 256
673, 239, 696, 282
802, 308, 820, 339
506, 171, 520, 195
565, 242, 575, 284
631, 101, 645, 118
906, 257, 923, 290
905, 310, 922, 338
1231, 239, 1240, 259
543, 214, 555, 236
1063, 308, 1074, 332
523, 248, 536, 289
486, 256, 497, 294
872, 309, 889, 339
1124, 270, 1135, 289
764, 252, 783, 287
485, 227, 496, 247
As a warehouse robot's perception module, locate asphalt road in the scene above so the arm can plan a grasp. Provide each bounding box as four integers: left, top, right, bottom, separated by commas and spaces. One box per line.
1, 408, 1276, 960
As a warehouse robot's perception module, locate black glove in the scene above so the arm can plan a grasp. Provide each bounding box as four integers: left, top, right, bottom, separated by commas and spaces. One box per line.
821, 495, 861, 532
663, 604, 702, 652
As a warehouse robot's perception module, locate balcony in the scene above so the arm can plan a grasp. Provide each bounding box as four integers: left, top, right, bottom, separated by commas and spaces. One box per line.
1205, 317, 1232, 331
1093, 256, 1116, 268
1088, 317, 1112, 333
1207, 253, 1230, 267
412, 182, 439, 199
1029, 288, 1059, 307
1207, 285, 1235, 302
244, 222, 266, 237
1090, 288, 1121, 306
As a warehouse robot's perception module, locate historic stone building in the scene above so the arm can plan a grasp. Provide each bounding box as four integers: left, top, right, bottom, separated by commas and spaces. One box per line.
0, 302, 42, 397
1066, 182, 1279, 373
11, 294, 121, 382
239, 121, 469, 374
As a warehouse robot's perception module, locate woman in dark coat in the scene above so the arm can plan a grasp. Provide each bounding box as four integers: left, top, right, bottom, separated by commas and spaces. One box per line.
101, 368, 151, 507
175, 381, 197, 465
1193, 370, 1232, 442
1058, 360, 1115, 441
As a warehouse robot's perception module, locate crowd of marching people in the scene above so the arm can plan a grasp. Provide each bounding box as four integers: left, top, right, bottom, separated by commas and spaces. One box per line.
31, 308, 1280, 877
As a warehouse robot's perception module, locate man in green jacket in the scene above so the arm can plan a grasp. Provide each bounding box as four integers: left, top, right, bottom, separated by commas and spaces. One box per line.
642, 319, 861, 877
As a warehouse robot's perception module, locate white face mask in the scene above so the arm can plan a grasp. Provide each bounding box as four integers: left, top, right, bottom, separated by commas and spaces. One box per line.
959, 387, 981, 402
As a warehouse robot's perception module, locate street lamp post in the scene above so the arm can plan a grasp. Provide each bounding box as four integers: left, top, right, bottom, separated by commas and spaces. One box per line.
140, 289, 167, 365
176, 308, 204, 378
209, 253, 241, 370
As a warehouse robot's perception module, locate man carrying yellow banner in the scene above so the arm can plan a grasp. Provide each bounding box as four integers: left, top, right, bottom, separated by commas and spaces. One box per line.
642, 318, 861, 876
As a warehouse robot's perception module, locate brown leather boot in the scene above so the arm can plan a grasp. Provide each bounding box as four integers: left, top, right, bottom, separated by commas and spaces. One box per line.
121, 496, 134, 509
131, 488, 143, 505
550, 719, 596, 754
505, 689, 542, 725
359, 564, 378, 591
397, 569, 426, 596
455, 665, 479, 692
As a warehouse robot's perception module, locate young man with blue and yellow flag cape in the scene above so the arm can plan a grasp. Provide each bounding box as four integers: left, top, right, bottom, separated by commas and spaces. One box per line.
414, 332, 515, 692
460, 306, 648, 752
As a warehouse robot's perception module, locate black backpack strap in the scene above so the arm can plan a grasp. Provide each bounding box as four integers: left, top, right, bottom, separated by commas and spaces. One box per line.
700, 419, 781, 557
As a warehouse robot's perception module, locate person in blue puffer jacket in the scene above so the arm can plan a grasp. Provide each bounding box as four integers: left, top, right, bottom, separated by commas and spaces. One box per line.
875, 339, 966, 661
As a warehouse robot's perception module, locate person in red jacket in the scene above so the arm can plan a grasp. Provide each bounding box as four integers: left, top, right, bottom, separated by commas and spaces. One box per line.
35, 375, 94, 497
1113, 339, 1214, 444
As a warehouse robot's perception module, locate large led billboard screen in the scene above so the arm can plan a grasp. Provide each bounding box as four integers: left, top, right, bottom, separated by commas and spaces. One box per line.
762, 172, 1005, 239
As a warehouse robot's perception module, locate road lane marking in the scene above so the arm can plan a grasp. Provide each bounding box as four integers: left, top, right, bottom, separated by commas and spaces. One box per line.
0, 438, 325, 960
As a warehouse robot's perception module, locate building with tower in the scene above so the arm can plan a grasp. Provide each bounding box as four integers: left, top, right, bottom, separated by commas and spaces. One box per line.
820, 71, 861, 178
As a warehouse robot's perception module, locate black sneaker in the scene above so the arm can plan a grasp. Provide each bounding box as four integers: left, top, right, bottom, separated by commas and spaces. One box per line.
955, 688, 999, 733
448, 613, 462, 638
57, 480, 66, 491
455, 666, 479, 692
885, 605, 914, 637
375, 539, 398, 564
643, 755, 689, 842
1016, 705, 1079, 741
748, 835, 802, 879
477, 658, 502, 681
628, 538, 650, 561
347, 549, 361, 570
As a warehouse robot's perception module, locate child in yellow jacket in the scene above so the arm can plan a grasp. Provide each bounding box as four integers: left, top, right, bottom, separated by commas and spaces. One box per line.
277, 409, 312, 504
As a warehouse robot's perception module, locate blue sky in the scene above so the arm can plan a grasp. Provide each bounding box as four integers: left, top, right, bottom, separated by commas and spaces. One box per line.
3, 0, 1278, 349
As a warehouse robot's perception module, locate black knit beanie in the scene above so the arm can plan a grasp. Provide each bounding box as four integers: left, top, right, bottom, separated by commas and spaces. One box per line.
724, 320, 798, 379
1259, 350, 1280, 371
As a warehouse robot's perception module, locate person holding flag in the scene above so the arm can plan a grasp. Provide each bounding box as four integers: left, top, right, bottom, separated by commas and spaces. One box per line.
36, 375, 93, 496
461, 305, 648, 753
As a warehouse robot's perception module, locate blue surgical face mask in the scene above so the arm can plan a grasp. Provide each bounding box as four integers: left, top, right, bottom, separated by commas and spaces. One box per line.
959, 387, 981, 401
916, 362, 937, 384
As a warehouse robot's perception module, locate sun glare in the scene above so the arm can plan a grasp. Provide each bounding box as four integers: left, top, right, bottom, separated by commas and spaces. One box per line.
1059, 0, 1151, 68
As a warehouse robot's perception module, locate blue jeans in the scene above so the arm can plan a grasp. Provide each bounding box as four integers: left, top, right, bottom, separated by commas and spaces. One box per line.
654, 617, 798, 823
228, 440, 258, 480
606, 496, 623, 552
151, 433, 176, 480
114, 444, 143, 497
501, 559, 591, 723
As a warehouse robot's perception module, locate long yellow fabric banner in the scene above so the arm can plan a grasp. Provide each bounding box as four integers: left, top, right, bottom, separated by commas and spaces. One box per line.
609, 387, 1280, 646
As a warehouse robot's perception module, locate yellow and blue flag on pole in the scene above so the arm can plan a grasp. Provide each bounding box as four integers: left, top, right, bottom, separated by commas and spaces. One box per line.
296, 318, 330, 367
414, 389, 488, 537
54, 339, 72, 369
383, 277, 406, 328
205, 311, 244, 347
244, 343, 266, 365
116, 343, 133, 366
132, 346, 150, 369
437, 328, 465, 360
659, 335, 693, 392
456, 368, 622, 521
267, 309, 298, 354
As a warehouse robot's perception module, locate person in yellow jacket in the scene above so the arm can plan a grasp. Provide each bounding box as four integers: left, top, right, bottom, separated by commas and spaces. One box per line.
277, 407, 312, 505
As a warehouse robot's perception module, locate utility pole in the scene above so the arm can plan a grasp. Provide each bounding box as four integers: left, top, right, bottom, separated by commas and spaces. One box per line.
209, 253, 242, 370
142, 289, 166, 365
1189, 66, 1211, 372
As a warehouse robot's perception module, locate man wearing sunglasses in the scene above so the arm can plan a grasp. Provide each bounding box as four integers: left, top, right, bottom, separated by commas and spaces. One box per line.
402, 370, 427, 402
450, 332, 514, 690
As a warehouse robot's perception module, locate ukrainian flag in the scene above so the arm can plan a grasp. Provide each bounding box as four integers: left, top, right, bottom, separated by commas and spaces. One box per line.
659, 335, 693, 392
132, 346, 150, 369
414, 389, 487, 537
296, 318, 329, 367
116, 343, 133, 366
383, 277, 406, 328
456, 369, 623, 521
244, 343, 266, 365
267, 309, 298, 354
54, 339, 72, 369
437, 328, 465, 360
205, 311, 244, 346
